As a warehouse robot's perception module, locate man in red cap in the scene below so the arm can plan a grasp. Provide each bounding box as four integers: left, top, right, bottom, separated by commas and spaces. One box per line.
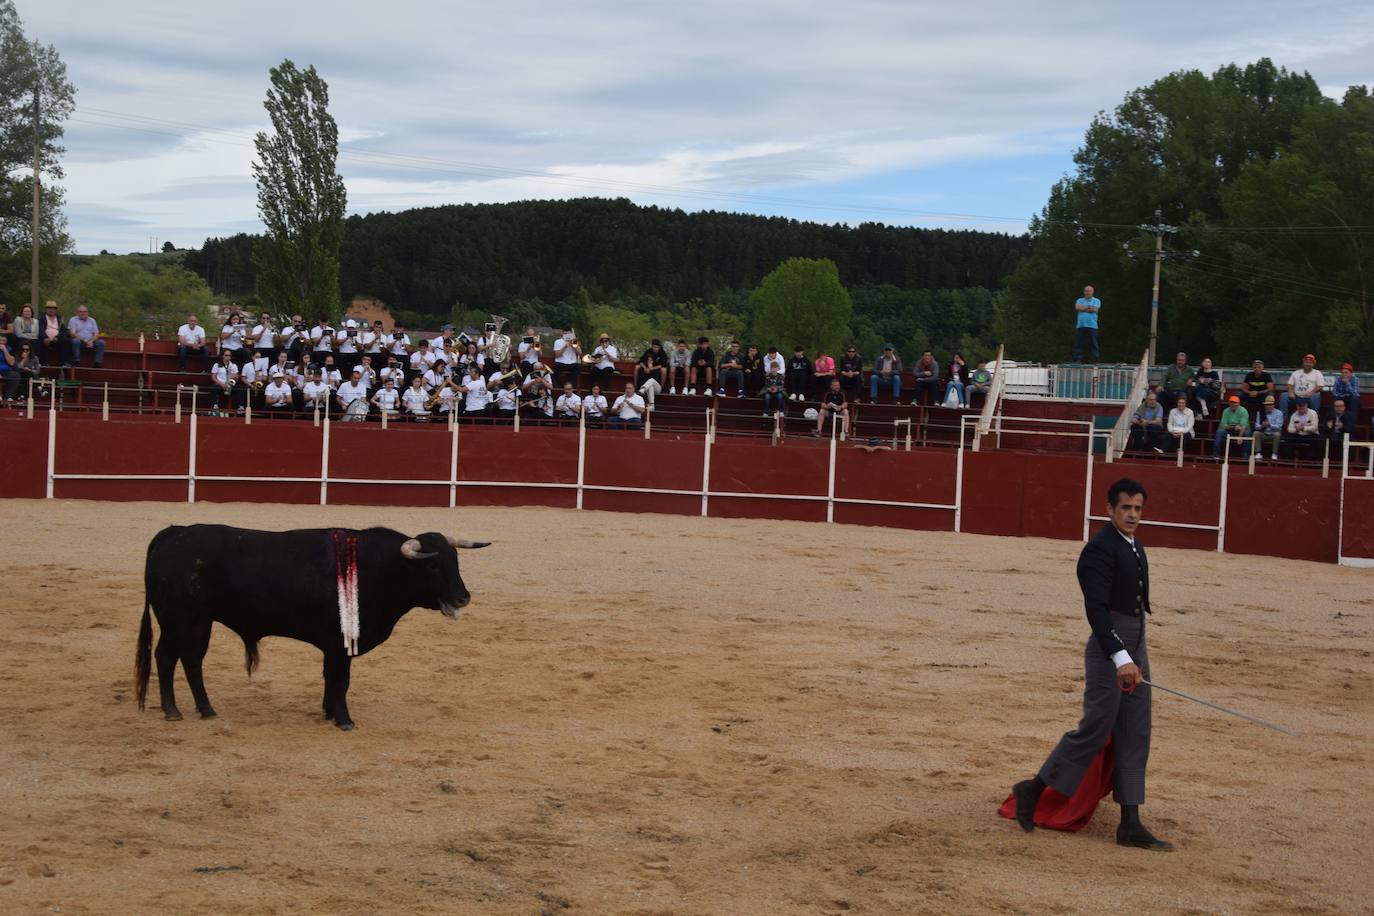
1279, 354, 1324, 418
1213, 395, 1251, 458
1332, 363, 1361, 422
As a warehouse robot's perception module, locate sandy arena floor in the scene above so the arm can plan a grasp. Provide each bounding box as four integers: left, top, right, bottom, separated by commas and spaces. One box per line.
0, 500, 1369, 914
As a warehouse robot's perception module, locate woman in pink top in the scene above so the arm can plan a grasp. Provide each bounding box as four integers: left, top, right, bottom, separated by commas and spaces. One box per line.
813, 350, 835, 400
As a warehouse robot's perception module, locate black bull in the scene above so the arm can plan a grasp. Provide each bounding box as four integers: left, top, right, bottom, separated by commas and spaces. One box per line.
135, 525, 488, 730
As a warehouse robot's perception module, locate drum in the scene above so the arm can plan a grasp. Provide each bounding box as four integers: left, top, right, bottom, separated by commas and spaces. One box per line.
343, 398, 370, 422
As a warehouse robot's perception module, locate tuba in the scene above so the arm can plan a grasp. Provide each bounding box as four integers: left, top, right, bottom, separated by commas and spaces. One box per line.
486, 315, 512, 364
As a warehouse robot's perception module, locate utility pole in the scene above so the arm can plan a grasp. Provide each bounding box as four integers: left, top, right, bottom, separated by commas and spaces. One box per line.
30, 85, 41, 315
1124, 209, 1195, 366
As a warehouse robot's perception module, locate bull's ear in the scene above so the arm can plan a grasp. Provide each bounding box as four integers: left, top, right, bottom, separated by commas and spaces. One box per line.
445, 535, 490, 550
400, 539, 438, 560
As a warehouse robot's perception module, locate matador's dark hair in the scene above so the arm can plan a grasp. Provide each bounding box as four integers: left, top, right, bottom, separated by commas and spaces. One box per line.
1107, 478, 1148, 507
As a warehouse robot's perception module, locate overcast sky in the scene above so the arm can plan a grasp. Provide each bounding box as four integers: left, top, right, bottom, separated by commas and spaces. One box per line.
23, 0, 1374, 254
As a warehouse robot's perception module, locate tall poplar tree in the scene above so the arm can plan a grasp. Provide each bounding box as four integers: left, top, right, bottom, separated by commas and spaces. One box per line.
251, 60, 346, 319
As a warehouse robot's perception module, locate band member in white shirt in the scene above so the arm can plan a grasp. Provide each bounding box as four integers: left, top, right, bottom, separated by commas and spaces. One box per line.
176, 314, 208, 372
211, 350, 239, 411
582, 383, 608, 424
517, 326, 539, 363
356, 355, 377, 392
432, 324, 457, 353
361, 320, 384, 361
319, 355, 342, 390
590, 334, 618, 392
301, 369, 331, 413
292, 351, 315, 390
409, 339, 437, 374
263, 371, 294, 414
379, 355, 406, 390
335, 320, 360, 374
388, 324, 412, 362
279, 314, 306, 363
239, 356, 261, 409
271, 348, 293, 383
336, 368, 368, 417
555, 381, 582, 421
610, 381, 646, 429
371, 376, 401, 419
490, 370, 518, 421
249, 347, 271, 382
460, 364, 493, 420
423, 359, 450, 392
458, 342, 485, 375
219, 312, 248, 368
310, 318, 334, 356
250, 311, 277, 363
402, 376, 430, 421
553, 327, 581, 391
433, 378, 459, 417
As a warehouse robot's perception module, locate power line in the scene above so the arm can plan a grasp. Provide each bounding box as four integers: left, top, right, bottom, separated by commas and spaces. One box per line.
1189, 254, 1366, 297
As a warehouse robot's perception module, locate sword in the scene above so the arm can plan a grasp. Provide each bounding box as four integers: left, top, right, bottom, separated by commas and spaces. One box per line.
1142, 679, 1299, 736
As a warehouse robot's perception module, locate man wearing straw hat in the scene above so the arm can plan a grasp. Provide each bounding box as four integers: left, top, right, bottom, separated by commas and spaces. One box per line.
1006, 477, 1173, 850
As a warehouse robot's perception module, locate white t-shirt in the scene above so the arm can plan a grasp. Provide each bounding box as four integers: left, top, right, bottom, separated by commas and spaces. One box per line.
373, 387, 400, 411
556, 393, 582, 416
360, 330, 381, 354
177, 324, 206, 347
1288, 368, 1326, 398
403, 387, 429, 413
435, 386, 458, 412
239, 362, 259, 386
302, 380, 331, 404
423, 368, 448, 390
554, 336, 578, 365
380, 366, 406, 387
310, 326, 334, 352
493, 386, 518, 411
593, 344, 618, 370
220, 323, 245, 351
211, 363, 237, 389
320, 367, 341, 389
250, 323, 275, 348
264, 381, 293, 406
582, 394, 608, 417
410, 349, 437, 371
251, 354, 270, 376
462, 377, 493, 411
335, 329, 358, 354
278, 325, 302, 350
337, 380, 367, 406
388, 333, 411, 356
612, 393, 645, 420
459, 353, 486, 373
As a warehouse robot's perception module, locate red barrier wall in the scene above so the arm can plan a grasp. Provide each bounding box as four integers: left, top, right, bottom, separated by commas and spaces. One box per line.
0, 419, 46, 498
1339, 478, 1374, 563
2, 415, 1370, 566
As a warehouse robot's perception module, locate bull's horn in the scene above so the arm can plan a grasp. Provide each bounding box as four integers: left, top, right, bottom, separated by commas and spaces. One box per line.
445, 535, 490, 550
400, 538, 437, 560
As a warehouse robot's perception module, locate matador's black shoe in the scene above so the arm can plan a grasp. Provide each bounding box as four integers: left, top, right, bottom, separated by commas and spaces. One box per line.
1116, 823, 1175, 851
1011, 779, 1040, 832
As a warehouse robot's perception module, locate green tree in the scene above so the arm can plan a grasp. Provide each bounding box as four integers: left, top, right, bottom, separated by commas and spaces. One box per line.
251, 60, 346, 321
53, 256, 214, 336
999, 59, 1326, 363
0, 0, 74, 307
750, 258, 853, 356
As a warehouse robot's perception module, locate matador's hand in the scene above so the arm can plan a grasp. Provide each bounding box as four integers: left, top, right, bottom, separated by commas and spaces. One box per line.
1117, 662, 1143, 689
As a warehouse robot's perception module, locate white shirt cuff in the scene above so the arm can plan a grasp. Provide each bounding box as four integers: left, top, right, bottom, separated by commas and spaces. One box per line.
1111, 650, 1133, 669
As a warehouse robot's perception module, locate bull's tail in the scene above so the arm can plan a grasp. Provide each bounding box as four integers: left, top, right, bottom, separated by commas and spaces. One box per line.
135, 599, 153, 711
242, 635, 260, 677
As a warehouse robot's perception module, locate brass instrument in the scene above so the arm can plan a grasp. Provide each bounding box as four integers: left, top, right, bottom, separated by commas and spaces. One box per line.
487, 315, 512, 363
493, 366, 522, 384
581, 351, 599, 365
426, 378, 456, 409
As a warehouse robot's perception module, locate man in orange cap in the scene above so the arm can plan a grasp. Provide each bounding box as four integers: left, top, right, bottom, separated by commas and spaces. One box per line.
1212, 395, 1251, 458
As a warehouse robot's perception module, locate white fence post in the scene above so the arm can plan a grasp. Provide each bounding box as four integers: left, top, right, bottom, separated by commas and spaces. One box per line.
826, 433, 837, 523
700, 429, 712, 517
45, 390, 56, 499
576, 410, 586, 510
319, 414, 331, 506
187, 409, 198, 503
448, 418, 459, 509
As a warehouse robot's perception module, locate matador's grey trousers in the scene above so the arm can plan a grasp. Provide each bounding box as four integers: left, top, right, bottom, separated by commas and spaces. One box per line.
1038, 611, 1151, 805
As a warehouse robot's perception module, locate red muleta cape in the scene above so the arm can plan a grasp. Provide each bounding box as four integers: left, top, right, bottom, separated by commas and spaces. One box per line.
997, 738, 1114, 832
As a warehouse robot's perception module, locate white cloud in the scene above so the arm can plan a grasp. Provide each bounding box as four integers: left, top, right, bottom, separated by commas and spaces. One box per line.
18, 0, 1374, 252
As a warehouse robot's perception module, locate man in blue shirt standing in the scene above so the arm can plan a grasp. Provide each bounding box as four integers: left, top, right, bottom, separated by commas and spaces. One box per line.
1074, 285, 1101, 363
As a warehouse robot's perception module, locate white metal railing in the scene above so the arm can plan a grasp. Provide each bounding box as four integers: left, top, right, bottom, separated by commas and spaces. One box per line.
1110, 350, 1152, 458
1338, 436, 1374, 567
